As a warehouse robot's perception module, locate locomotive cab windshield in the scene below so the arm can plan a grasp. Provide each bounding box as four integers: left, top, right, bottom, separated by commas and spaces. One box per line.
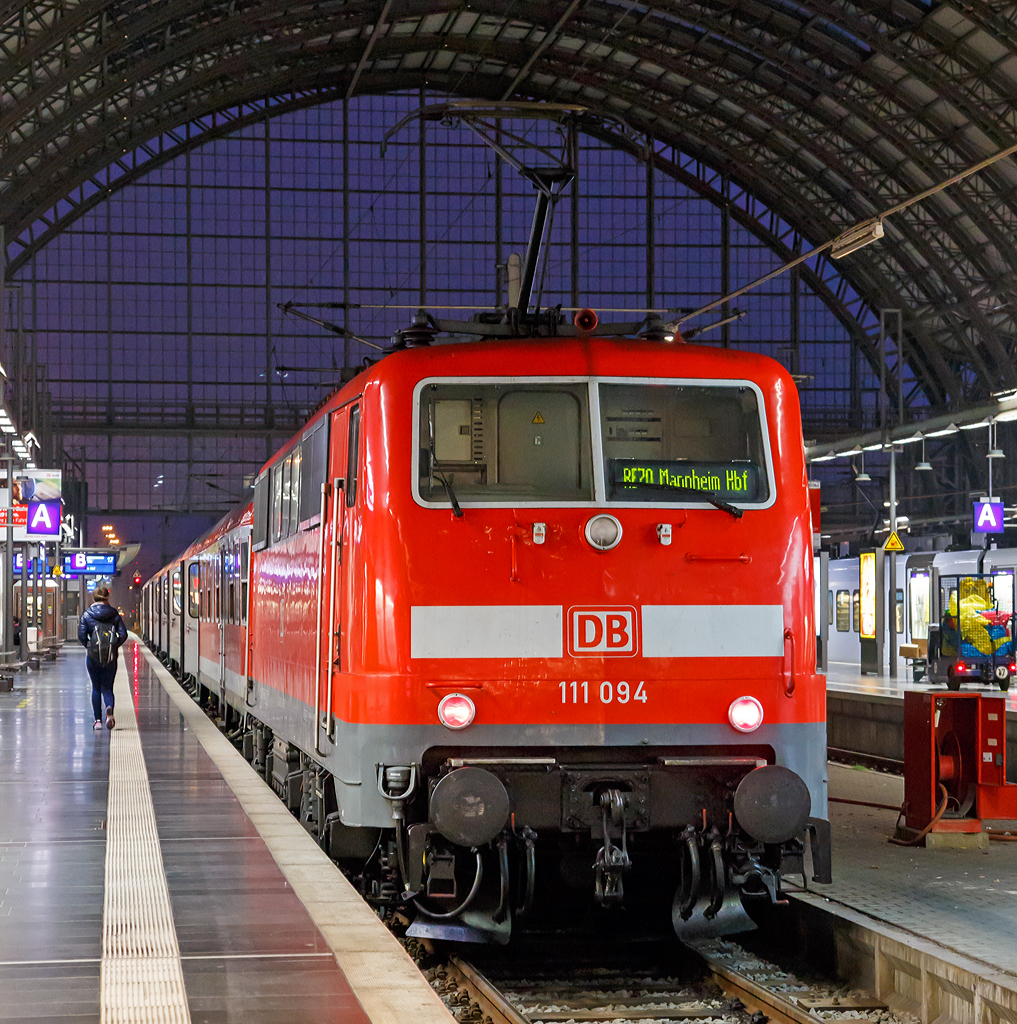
415, 377, 773, 508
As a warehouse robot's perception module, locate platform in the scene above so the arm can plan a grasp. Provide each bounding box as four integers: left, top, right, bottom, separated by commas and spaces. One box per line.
3, 641, 1015, 1019
826, 660, 1017, 712
807, 763, 1017, 978
0, 638, 452, 1023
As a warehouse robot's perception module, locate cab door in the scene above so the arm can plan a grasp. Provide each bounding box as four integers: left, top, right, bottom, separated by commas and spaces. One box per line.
315, 402, 358, 755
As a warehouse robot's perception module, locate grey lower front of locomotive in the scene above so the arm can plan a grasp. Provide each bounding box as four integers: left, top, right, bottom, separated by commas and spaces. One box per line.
320, 718, 831, 943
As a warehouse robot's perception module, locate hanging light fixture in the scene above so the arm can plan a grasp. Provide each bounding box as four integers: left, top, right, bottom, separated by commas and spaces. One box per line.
915, 436, 933, 472
988, 420, 1005, 459
855, 452, 871, 482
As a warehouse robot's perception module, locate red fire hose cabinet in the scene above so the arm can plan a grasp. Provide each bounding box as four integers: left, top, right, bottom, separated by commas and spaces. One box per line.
903, 691, 1017, 838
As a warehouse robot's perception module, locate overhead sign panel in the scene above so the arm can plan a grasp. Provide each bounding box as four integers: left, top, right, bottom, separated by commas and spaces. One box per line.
0, 469, 63, 540
62, 551, 118, 576
26, 500, 61, 536
973, 500, 1005, 534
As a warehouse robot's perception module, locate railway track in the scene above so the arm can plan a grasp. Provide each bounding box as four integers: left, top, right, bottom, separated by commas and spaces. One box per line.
419, 938, 902, 1024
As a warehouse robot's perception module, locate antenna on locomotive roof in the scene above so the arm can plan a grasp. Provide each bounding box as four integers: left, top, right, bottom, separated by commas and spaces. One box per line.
383, 102, 592, 317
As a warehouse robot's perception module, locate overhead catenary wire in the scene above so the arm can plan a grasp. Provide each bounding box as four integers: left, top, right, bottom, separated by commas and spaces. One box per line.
671, 136, 1017, 329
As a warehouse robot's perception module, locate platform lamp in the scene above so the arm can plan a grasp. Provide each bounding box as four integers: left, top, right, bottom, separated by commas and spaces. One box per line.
854, 452, 871, 482
987, 420, 1005, 460
915, 436, 933, 472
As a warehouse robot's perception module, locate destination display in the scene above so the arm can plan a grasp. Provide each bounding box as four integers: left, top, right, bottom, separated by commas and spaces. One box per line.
610, 460, 760, 500
62, 551, 118, 576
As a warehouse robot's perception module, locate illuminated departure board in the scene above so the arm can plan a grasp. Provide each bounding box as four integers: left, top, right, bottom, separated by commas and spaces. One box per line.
62, 551, 118, 576
610, 460, 760, 499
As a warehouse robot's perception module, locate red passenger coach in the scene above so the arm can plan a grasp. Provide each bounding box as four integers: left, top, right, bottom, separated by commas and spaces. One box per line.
144, 331, 830, 944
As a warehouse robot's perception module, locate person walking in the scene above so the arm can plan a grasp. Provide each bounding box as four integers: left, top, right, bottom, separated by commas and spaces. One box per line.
78, 585, 128, 730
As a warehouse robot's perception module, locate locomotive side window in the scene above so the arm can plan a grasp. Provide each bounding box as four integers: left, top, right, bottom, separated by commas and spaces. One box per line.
299, 417, 329, 528
347, 405, 360, 505
268, 449, 301, 545
271, 463, 283, 543
417, 382, 593, 503
288, 448, 301, 537
188, 563, 200, 619
252, 470, 270, 551
835, 590, 850, 631
602, 383, 770, 504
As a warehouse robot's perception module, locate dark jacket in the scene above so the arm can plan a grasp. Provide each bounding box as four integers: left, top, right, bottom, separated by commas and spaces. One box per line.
78, 602, 128, 653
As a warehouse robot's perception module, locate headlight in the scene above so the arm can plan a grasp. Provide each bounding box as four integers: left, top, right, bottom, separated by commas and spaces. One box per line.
585, 514, 623, 551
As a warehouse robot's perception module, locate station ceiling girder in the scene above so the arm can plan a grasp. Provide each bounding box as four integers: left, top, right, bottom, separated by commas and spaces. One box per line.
4, 2, 1017, 415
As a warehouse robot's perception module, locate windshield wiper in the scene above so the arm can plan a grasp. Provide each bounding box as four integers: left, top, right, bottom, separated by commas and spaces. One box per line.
618, 482, 744, 518
430, 453, 463, 518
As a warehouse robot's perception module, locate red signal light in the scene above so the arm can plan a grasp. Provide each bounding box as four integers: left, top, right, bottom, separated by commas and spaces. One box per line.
728, 696, 764, 733
133, 574, 142, 586
437, 693, 476, 730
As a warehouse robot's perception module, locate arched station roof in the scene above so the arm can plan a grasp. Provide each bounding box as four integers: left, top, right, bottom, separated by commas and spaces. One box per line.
3, 1, 1017, 420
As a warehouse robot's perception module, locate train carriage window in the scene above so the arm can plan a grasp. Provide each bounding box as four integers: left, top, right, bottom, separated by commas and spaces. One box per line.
852, 590, 860, 632
299, 418, 329, 528
229, 544, 237, 624
172, 570, 182, 615
601, 383, 770, 504
909, 571, 930, 640
835, 590, 850, 631
240, 540, 249, 624
828, 590, 833, 625
417, 383, 593, 504
895, 588, 904, 635
188, 564, 200, 619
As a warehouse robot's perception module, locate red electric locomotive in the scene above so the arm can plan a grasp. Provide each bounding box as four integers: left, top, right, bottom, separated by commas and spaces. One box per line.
144, 325, 830, 944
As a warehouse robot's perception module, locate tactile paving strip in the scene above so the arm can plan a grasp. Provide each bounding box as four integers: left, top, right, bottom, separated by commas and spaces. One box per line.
139, 644, 454, 1024
101, 685, 191, 1023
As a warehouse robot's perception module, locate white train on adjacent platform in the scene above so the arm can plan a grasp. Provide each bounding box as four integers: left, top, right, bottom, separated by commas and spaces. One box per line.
824, 548, 1016, 686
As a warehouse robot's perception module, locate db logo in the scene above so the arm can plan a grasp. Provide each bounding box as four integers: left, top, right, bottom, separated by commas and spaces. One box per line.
568, 606, 638, 657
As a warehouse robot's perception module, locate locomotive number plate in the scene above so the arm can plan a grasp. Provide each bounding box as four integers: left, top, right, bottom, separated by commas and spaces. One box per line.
560, 680, 647, 704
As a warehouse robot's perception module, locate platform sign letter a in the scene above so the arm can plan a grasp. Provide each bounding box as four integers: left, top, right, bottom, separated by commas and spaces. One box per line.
973, 500, 1004, 534
26, 499, 61, 536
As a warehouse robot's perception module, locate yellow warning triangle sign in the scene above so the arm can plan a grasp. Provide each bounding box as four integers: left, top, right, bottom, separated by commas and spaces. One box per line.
532, 412, 544, 424
883, 531, 905, 552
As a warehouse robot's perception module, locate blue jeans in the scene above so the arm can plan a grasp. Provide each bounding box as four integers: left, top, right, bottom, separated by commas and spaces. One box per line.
87, 657, 117, 720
